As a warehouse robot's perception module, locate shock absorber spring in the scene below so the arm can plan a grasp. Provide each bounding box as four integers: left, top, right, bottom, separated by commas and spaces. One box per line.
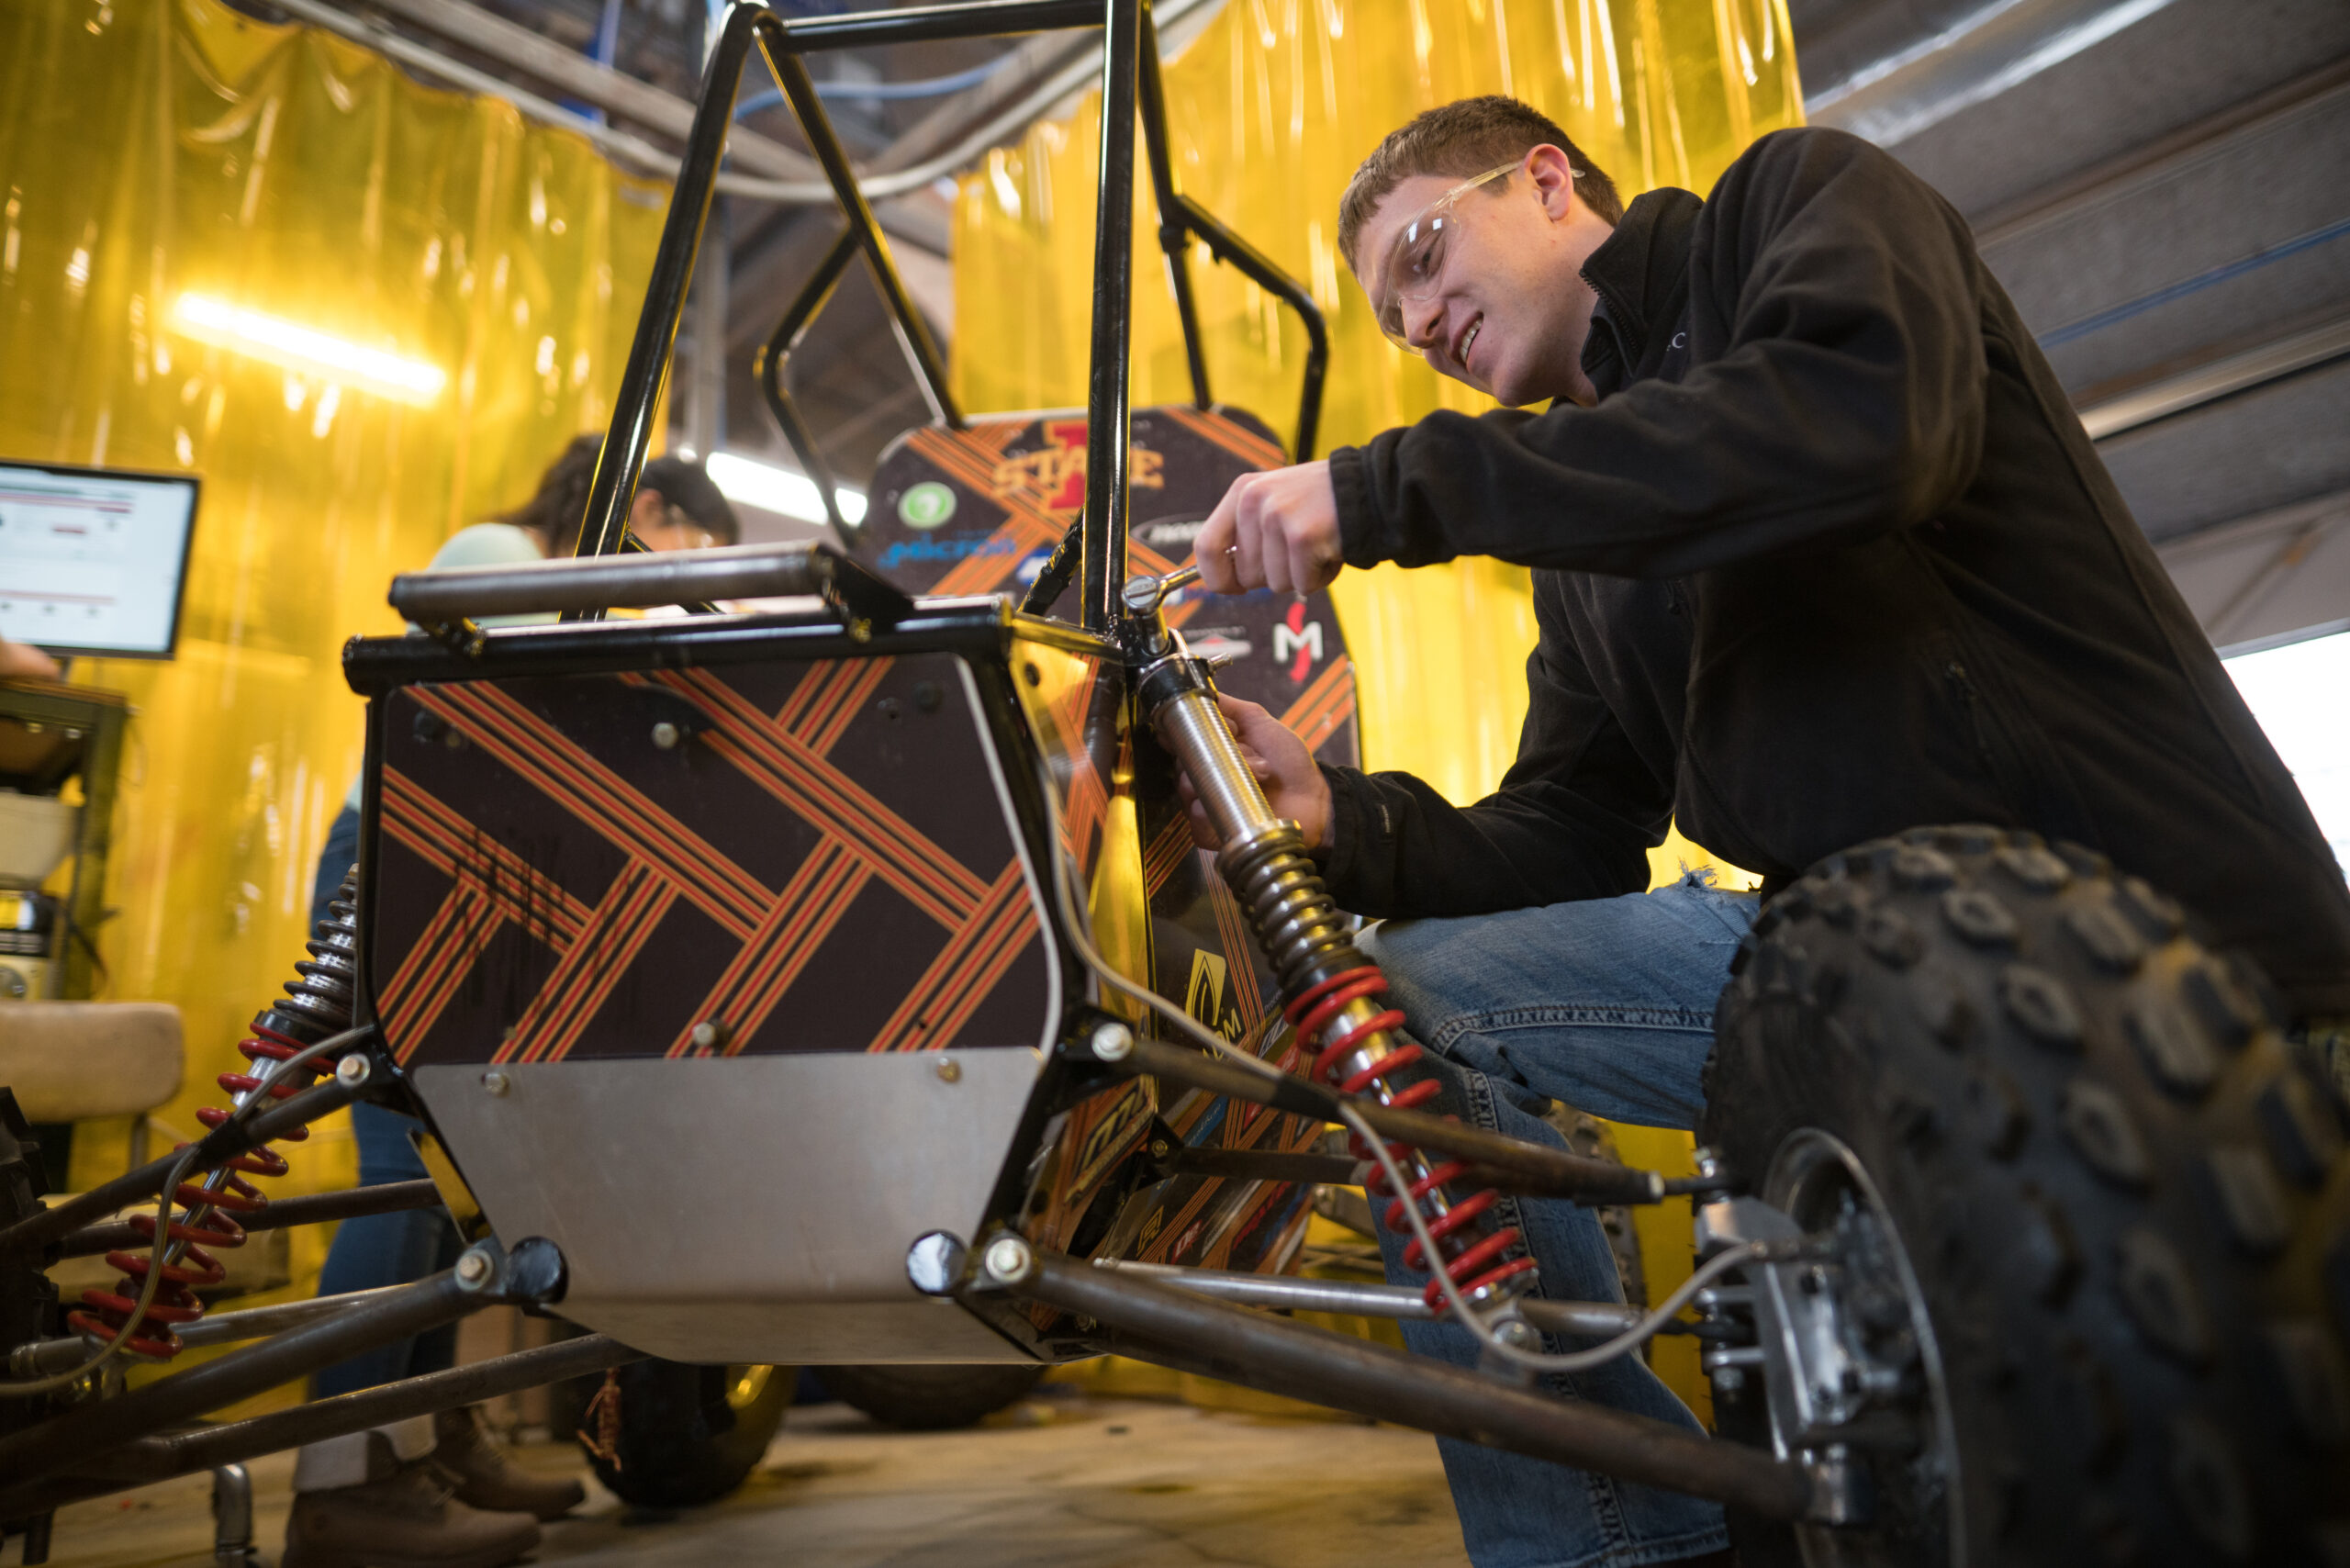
68, 871, 362, 1359
1140, 654, 1536, 1313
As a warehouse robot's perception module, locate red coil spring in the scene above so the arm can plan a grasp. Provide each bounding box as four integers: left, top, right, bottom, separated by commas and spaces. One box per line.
66, 1022, 322, 1360
1286, 967, 1538, 1311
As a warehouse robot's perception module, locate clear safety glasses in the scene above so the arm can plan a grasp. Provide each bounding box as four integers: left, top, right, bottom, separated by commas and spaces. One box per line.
1368, 160, 1580, 353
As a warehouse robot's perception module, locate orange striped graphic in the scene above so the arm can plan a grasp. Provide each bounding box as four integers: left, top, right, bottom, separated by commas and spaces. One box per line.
379, 767, 592, 948
1279, 655, 1356, 754
1204, 877, 1266, 1037
501, 862, 677, 1064
1158, 404, 1285, 470
666, 841, 869, 1057
768, 656, 894, 752
801, 659, 891, 755
413, 685, 771, 941
377, 884, 497, 1064
1141, 813, 1194, 896
655, 667, 986, 928
866, 860, 1038, 1052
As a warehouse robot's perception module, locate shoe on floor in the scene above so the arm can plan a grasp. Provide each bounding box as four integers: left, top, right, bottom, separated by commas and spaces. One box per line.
432, 1405, 586, 1522
282, 1456, 540, 1568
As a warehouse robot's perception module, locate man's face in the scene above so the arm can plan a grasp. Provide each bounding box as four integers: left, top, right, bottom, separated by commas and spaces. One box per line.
1350, 147, 1610, 408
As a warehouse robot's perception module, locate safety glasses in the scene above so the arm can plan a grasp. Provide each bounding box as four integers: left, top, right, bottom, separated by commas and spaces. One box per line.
1368, 162, 1521, 351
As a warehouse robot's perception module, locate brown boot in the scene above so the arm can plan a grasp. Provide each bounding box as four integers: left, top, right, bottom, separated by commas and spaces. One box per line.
283, 1448, 540, 1568
432, 1405, 586, 1521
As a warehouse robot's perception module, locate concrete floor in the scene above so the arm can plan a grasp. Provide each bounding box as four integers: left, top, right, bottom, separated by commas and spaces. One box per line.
43, 1387, 1473, 1568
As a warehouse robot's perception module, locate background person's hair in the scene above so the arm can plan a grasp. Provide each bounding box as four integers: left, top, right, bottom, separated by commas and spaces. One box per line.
494, 431, 603, 553
494, 435, 742, 551
1337, 95, 1622, 274
641, 454, 740, 545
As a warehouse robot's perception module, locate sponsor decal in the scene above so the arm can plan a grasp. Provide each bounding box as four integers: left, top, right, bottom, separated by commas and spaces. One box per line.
1186, 949, 1243, 1041
1184, 627, 1253, 664
993, 419, 1164, 513
1069, 1081, 1155, 1195
1274, 600, 1323, 683
1137, 516, 1206, 551
877, 534, 1020, 569
896, 480, 957, 529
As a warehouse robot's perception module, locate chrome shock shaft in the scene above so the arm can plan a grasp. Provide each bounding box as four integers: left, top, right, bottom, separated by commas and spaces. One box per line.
1128, 582, 1535, 1312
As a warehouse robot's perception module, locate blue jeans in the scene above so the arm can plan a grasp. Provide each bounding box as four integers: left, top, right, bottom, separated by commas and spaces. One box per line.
1354, 876, 1757, 1568
309, 804, 463, 1399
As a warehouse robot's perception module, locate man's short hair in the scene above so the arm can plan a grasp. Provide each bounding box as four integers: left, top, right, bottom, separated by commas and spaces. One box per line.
1337, 96, 1622, 274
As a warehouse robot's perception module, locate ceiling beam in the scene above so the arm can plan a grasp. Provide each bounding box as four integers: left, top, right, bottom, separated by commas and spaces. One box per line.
345, 0, 819, 182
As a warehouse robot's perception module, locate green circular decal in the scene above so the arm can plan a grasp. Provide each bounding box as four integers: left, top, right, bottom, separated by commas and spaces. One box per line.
897, 481, 957, 530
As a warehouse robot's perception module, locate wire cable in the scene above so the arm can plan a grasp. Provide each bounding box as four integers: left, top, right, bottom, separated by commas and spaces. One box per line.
0, 1026, 369, 1398
1030, 751, 1761, 1375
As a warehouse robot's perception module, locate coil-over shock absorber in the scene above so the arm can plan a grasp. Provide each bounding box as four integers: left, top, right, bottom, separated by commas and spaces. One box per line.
1127, 576, 1536, 1313
69, 871, 362, 1359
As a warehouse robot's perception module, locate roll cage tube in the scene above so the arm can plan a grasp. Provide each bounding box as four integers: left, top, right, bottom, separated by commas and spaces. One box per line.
743, 0, 1331, 577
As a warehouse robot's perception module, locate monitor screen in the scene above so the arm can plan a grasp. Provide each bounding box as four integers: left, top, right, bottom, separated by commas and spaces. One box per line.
0, 461, 200, 660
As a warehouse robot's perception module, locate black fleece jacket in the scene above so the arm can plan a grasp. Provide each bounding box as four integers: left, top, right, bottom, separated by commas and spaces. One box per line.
1320, 127, 2350, 1016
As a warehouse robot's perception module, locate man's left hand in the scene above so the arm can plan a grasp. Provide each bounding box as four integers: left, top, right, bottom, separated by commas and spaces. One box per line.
1194, 460, 1340, 596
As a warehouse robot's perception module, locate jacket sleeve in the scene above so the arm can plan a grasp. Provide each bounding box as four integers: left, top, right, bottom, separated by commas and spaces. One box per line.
1329, 129, 1989, 579
1318, 577, 1669, 918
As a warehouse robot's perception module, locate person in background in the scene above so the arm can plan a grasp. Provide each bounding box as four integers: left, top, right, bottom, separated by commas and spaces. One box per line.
0, 639, 62, 680
285, 439, 739, 1568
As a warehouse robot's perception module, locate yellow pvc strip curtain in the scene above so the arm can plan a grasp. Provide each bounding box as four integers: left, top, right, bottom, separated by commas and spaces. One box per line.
0, 0, 664, 1245
952, 0, 1802, 809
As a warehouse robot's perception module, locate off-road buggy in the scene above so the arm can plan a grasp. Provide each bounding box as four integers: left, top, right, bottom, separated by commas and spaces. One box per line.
4, 4, 2346, 1564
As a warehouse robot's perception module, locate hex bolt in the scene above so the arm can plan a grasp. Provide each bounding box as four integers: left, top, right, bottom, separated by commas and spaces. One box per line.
1089, 1020, 1135, 1062
1712, 1366, 1748, 1393
453, 1249, 495, 1291
334, 1055, 372, 1089
1693, 1146, 1725, 1181
1492, 1317, 1540, 1352
689, 1020, 732, 1052
651, 721, 681, 750
936, 1058, 962, 1083
981, 1236, 1035, 1286
481, 1070, 510, 1096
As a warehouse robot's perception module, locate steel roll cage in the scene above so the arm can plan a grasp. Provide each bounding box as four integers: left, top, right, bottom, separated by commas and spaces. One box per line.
582, 0, 1329, 624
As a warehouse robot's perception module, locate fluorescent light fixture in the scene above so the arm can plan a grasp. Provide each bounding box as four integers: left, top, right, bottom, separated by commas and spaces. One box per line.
706, 451, 867, 527
172, 293, 447, 405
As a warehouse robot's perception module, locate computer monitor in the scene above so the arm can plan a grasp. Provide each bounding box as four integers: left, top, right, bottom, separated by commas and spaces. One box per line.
0, 461, 200, 660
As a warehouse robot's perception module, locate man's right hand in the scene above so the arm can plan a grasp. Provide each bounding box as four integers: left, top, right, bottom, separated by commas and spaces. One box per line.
1177, 694, 1335, 853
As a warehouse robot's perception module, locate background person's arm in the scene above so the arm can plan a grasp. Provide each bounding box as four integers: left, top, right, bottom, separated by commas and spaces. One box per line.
0, 639, 62, 680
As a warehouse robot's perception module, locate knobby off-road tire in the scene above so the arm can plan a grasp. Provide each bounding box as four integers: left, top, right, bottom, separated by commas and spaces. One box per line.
818, 1362, 1047, 1430
573, 1360, 791, 1508
1700, 825, 2350, 1568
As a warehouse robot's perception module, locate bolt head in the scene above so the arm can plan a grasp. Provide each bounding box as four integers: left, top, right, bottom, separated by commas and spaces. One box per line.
1712, 1366, 1748, 1393
982, 1236, 1035, 1285
1089, 1020, 1135, 1062
334, 1054, 372, 1088
481, 1070, 510, 1096
905, 1231, 967, 1295
651, 721, 680, 750
936, 1058, 962, 1083
453, 1249, 494, 1289
1492, 1317, 1539, 1351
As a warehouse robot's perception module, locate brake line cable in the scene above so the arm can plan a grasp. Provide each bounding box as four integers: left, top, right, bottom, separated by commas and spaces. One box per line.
0, 1026, 369, 1399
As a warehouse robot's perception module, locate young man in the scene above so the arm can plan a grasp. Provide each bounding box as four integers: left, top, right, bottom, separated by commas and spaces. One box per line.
1188, 96, 2350, 1568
